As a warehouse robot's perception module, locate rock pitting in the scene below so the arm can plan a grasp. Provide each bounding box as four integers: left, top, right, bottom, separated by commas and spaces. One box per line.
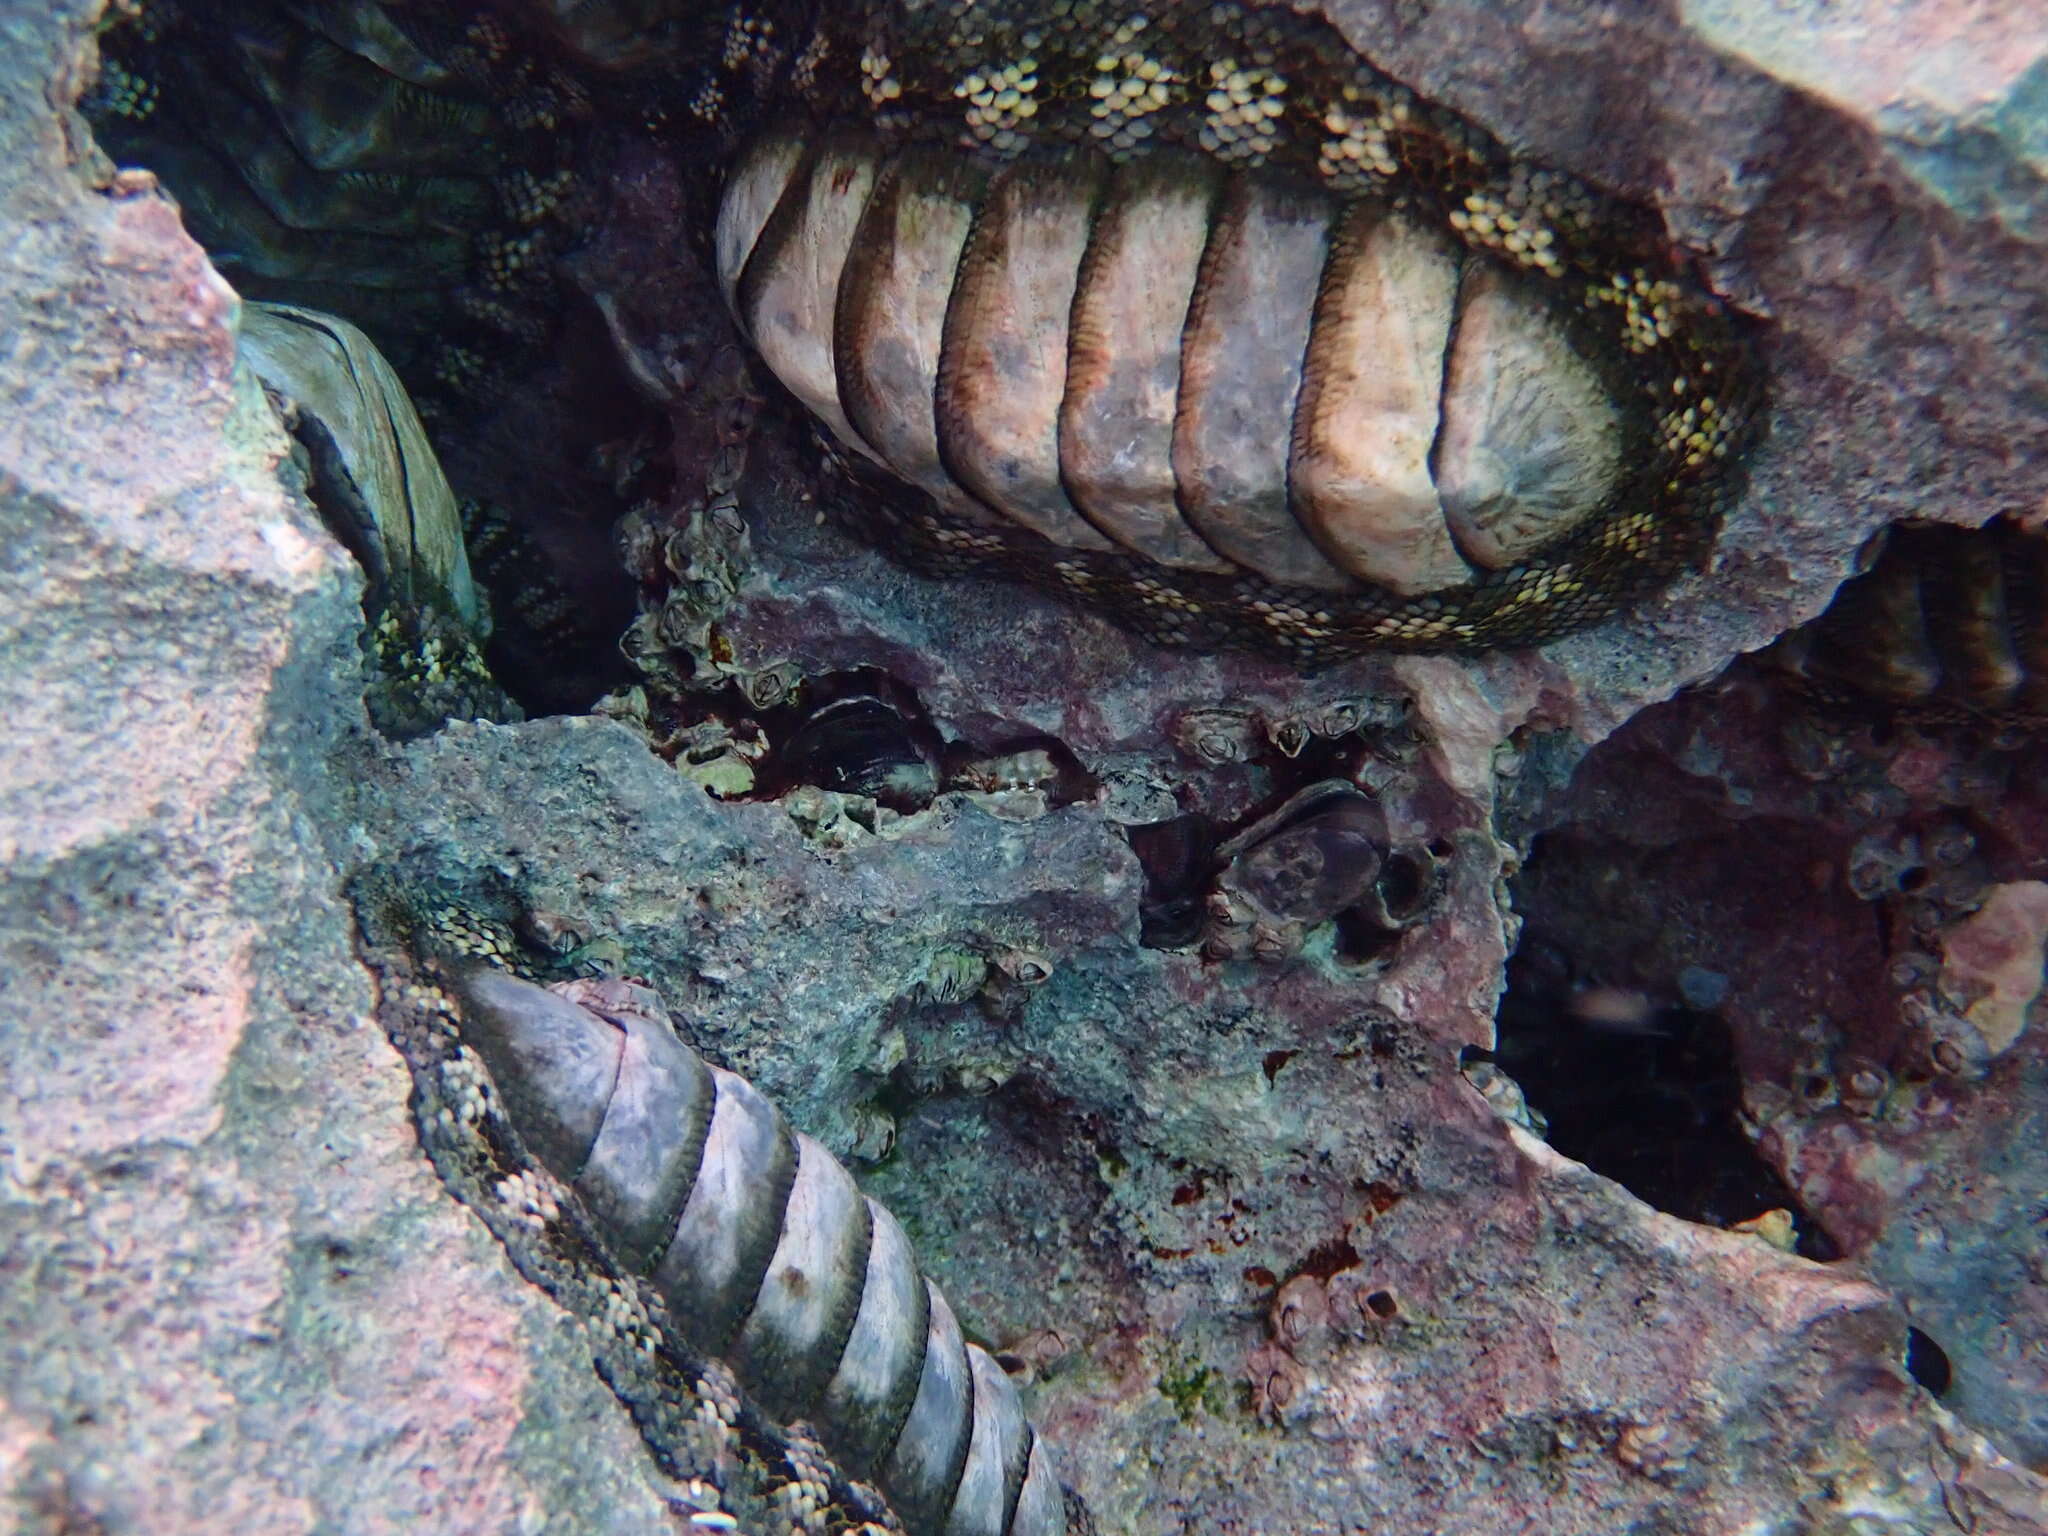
2, 2, 2046, 1534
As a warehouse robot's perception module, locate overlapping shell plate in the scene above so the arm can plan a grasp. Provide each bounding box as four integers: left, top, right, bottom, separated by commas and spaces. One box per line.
366, 881, 1087, 1536
711, 0, 1764, 659
1768, 517, 2048, 728
91, 0, 1765, 664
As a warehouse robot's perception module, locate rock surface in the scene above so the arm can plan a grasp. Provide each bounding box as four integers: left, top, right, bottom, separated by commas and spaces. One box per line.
1517, 666, 2048, 1474
0, 6, 677, 1530
1, 3, 2045, 1536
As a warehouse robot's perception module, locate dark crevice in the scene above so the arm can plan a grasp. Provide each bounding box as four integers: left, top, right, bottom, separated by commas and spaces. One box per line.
1905, 1326, 1953, 1397
85, 0, 668, 721
1494, 839, 1839, 1261
637, 664, 1099, 816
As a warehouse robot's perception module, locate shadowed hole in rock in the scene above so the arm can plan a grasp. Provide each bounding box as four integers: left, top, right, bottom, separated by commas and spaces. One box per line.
82, 4, 673, 721
1905, 1326, 1953, 1397
657, 664, 1096, 815
1332, 907, 1405, 965
1491, 849, 1839, 1261
743, 668, 945, 811
1127, 814, 1219, 950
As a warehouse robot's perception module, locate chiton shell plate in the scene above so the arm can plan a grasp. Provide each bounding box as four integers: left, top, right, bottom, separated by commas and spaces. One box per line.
711, 0, 1762, 658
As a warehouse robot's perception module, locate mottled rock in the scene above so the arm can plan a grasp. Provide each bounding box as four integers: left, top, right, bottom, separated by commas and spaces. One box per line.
1517, 669, 2048, 1475
0, 6, 678, 1530
1938, 880, 2048, 1055
5, 2, 2047, 1535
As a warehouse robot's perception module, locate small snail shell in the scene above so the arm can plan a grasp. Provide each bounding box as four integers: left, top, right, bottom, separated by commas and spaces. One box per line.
451, 968, 1072, 1536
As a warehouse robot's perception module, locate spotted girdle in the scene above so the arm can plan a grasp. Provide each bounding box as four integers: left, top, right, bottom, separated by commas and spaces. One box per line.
706, 0, 1763, 657
92, 0, 1763, 662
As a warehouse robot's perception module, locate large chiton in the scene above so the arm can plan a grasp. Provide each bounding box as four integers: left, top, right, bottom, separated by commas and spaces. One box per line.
91, 0, 1764, 663
708, 0, 1764, 658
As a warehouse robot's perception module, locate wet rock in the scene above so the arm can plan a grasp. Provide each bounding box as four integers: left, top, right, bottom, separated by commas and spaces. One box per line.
1515, 671, 2048, 1474
0, 7, 678, 1531
5, 2, 2046, 1534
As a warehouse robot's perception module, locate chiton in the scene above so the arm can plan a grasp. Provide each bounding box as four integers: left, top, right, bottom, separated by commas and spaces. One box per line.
448, 962, 1074, 1536
707, 0, 1765, 658
1769, 517, 2048, 726
91, 0, 1764, 662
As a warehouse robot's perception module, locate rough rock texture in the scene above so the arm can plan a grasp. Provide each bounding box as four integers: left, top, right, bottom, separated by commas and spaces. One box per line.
371, 708, 2047, 1532
0, 5, 678, 1530
1515, 666, 2048, 1474
3, 3, 2046, 1536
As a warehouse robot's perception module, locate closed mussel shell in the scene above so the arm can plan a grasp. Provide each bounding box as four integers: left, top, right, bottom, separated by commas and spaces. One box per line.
1214, 780, 1390, 930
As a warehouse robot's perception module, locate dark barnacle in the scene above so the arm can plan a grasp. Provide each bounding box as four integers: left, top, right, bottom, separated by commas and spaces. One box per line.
1202, 780, 1440, 962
